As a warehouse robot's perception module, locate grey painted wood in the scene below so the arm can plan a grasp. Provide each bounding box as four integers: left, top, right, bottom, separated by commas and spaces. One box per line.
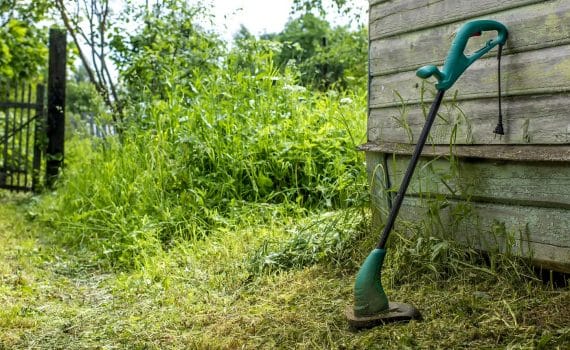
367, 153, 570, 208
381, 197, 570, 247
369, 0, 390, 6
366, 152, 570, 272
370, 0, 543, 40
360, 143, 570, 162
370, 0, 570, 76
519, 242, 570, 273
368, 94, 570, 145
375, 196, 570, 272
367, 152, 570, 272
370, 44, 570, 109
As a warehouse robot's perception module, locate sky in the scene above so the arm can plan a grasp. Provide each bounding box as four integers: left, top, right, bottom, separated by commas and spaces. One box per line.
112, 1, 368, 43
208, 0, 368, 42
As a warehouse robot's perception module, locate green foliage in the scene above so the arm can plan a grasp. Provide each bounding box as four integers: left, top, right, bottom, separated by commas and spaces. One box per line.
249, 209, 368, 274
275, 13, 329, 64
67, 81, 106, 116
0, 0, 49, 24
0, 18, 47, 83
270, 13, 368, 90
4, 197, 569, 349
0, 0, 50, 82
230, 37, 283, 78
292, 0, 352, 17
39, 38, 367, 267
66, 79, 110, 139
110, 1, 223, 104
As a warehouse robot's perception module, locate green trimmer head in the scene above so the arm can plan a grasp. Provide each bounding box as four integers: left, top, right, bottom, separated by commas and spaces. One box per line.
346, 248, 421, 329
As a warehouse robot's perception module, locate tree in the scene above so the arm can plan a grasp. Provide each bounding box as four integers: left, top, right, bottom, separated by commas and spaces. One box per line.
233, 24, 255, 44
291, 0, 362, 22
276, 13, 329, 65
0, 0, 50, 83
292, 0, 349, 14
108, 1, 223, 105
53, 0, 121, 118
272, 13, 367, 90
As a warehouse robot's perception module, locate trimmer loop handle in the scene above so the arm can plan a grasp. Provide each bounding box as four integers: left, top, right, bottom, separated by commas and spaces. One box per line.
416, 20, 508, 90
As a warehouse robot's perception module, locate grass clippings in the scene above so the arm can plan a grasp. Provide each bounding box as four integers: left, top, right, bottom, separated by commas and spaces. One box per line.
0, 195, 568, 349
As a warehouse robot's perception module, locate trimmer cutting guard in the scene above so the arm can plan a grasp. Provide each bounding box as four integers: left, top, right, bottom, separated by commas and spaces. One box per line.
346, 302, 421, 329
347, 249, 421, 329
352, 248, 389, 316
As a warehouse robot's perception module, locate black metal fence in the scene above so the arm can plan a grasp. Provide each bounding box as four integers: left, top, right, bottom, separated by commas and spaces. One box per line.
0, 83, 45, 192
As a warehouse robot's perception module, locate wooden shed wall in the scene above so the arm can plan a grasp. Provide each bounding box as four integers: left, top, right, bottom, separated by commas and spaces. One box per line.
366, 0, 570, 272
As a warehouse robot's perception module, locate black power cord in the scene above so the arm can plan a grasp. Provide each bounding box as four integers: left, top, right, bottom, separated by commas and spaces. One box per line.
493, 44, 505, 135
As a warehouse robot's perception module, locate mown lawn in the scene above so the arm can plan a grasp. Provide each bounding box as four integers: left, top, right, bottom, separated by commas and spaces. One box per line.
1, 194, 569, 349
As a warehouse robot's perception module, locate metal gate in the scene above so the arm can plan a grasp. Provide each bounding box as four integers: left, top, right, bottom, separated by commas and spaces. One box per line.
0, 83, 45, 192
0, 28, 67, 193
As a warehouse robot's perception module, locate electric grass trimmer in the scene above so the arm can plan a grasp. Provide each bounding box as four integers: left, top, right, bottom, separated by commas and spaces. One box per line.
346, 20, 508, 329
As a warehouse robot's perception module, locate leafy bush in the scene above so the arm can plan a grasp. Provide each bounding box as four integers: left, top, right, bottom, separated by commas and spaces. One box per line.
110, 2, 223, 105
0, 19, 47, 83
38, 40, 367, 268
264, 13, 368, 90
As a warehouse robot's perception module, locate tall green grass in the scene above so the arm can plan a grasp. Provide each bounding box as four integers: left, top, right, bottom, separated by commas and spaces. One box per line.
37, 44, 368, 268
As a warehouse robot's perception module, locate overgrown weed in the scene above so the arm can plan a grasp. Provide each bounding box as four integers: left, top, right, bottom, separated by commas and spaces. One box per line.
35, 48, 367, 269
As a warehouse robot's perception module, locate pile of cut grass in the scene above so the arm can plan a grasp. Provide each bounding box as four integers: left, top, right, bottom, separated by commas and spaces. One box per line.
1, 194, 569, 349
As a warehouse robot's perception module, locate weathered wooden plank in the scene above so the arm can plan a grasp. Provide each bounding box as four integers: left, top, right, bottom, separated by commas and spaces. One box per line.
360, 143, 570, 162
370, 44, 570, 109
368, 94, 570, 145
520, 243, 570, 273
367, 170, 570, 272
370, 0, 570, 76
370, 0, 542, 39
366, 152, 570, 208
369, 0, 390, 6
366, 1, 570, 273
410, 200, 570, 266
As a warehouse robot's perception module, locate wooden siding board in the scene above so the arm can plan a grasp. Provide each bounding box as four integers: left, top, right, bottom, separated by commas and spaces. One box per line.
370, 0, 570, 76
369, 155, 570, 208
381, 197, 570, 272
366, 1, 570, 272
370, 44, 570, 109
379, 198, 570, 248
360, 143, 570, 162
368, 94, 570, 145
366, 152, 570, 272
370, 0, 544, 39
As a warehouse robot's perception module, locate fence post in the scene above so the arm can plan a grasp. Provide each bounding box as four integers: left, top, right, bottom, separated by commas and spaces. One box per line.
32, 84, 45, 192
46, 28, 67, 187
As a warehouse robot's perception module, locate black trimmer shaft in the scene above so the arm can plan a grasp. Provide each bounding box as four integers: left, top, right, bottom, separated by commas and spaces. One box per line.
376, 89, 445, 249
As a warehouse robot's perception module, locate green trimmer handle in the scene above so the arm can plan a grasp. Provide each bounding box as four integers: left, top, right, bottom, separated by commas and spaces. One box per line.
416, 20, 508, 90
